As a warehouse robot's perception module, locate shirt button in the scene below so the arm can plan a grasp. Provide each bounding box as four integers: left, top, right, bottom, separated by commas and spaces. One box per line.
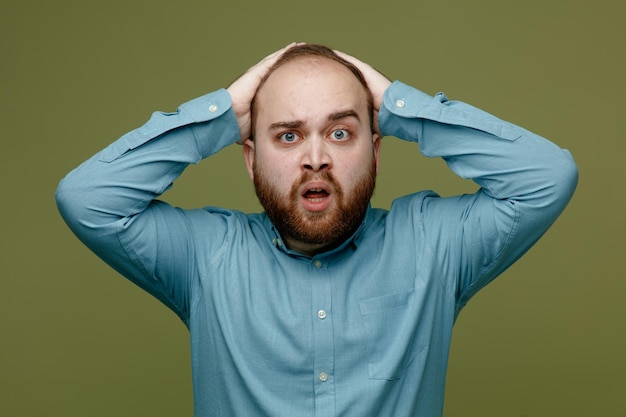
208, 104, 218, 113
313, 260, 322, 269
395, 99, 405, 108
317, 309, 327, 320
319, 372, 328, 382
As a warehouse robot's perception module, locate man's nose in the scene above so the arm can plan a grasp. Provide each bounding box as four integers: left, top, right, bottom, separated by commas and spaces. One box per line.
302, 136, 332, 172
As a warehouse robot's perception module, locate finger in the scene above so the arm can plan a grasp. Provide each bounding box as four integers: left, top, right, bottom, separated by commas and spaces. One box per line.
334, 50, 361, 67
257, 42, 300, 68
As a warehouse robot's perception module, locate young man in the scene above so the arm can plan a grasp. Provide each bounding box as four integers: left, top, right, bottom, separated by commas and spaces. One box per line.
56, 43, 578, 416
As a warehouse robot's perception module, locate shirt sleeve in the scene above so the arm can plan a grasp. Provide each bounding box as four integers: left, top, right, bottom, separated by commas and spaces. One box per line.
379, 81, 578, 313
55, 89, 240, 324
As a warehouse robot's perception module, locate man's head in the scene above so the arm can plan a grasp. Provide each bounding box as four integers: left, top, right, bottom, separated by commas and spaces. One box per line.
243, 44, 381, 256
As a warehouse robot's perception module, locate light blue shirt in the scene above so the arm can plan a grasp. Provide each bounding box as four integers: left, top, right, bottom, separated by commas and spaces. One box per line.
56, 81, 577, 416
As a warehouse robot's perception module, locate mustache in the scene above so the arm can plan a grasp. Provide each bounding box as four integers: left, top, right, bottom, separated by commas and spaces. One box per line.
297, 170, 337, 186
293, 170, 341, 195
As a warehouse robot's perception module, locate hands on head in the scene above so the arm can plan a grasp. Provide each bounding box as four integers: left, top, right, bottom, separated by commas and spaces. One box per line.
226, 43, 391, 144
226, 43, 302, 143
333, 50, 391, 136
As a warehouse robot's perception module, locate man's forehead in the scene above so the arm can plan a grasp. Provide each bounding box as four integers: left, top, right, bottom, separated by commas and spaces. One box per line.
269, 56, 345, 77
261, 57, 364, 93
258, 60, 367, 105
252, 57, 372, 133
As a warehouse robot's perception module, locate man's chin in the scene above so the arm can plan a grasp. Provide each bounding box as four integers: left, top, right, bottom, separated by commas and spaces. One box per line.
292, 213, 353, 245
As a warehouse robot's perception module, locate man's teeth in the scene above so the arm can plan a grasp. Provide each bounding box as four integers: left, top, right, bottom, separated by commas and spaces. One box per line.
304, 188, 328, 198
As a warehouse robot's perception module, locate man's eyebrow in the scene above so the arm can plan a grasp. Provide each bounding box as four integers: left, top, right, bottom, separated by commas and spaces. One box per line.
269, 120, 304, 130
268, 110, 360, 131
328, 110, 360, 122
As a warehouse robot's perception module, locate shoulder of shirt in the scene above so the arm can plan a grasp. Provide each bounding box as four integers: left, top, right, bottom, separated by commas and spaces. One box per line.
388, 190, 441, 211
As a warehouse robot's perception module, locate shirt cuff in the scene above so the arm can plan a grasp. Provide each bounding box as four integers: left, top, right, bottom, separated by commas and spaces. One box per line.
379, 81, 431, 142
98, 89, 239, 163
379, 81, 522, 143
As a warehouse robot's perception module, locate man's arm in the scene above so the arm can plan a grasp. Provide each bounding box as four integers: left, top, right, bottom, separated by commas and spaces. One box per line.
384, 83, 576, 308
55, 89, 239, 322
341, 52, 578, 311
55, 45, 298, 323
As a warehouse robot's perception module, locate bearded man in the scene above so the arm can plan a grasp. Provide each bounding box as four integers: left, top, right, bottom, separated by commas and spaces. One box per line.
56, 43, 577, 417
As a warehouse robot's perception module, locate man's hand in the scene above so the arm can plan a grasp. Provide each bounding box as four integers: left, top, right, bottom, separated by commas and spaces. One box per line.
227, 43, 302, 143
334, 50, 392, 135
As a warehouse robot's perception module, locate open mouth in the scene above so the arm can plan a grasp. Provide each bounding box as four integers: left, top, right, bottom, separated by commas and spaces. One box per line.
303, 188, 329, 202
300, 182, 332, 211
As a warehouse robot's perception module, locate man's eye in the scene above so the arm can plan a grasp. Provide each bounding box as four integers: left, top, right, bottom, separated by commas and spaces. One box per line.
280, 132, 298, 142
331, 129, 349, 140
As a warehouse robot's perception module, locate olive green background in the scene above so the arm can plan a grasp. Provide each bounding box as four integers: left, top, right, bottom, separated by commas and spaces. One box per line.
1, 0, 624, 416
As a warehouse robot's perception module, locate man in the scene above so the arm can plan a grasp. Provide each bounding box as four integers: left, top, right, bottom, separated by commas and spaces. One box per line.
56, 43, 578, 416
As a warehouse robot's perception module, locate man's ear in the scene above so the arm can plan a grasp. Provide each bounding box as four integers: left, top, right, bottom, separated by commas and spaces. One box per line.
373, 133, 381, 174
242, 139, 255, 180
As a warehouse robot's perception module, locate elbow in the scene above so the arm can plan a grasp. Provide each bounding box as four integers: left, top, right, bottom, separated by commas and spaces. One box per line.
511, 149, 578, 237
55, 173, 108, 236
55, 174, 86, 233
552, 149, 578, 207
515, 147, 578, 213
526, 148, 578, 219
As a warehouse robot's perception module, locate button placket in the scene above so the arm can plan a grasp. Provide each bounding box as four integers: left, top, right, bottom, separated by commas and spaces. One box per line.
310, 257, 334, 413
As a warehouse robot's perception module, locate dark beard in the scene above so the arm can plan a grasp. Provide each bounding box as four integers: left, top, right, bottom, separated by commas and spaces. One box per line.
253, 159, 376, 249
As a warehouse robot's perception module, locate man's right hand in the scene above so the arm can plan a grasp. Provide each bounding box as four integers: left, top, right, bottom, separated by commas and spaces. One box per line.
227, 43, 302, 144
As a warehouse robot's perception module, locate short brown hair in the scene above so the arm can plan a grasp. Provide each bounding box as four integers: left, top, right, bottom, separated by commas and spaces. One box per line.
250, 44, 374, 139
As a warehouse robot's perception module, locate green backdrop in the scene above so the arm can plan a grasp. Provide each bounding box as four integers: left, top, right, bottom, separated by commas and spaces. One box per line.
2, 1, 624, 416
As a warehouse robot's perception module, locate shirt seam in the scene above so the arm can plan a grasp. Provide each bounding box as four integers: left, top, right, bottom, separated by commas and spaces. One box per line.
456, 198, 521, 311
188, 210, 233, 315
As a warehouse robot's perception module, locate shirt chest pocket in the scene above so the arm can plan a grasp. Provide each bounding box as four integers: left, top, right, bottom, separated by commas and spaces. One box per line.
359, 288, 425, 380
